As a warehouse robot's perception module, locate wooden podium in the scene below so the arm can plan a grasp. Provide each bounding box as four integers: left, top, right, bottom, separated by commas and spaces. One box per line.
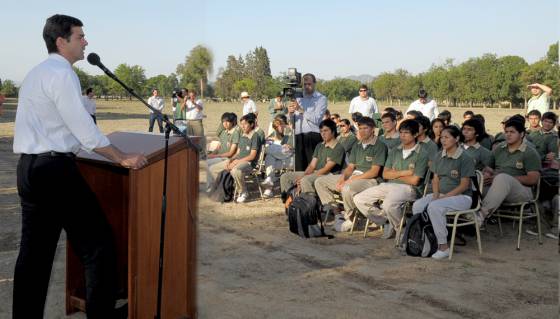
65, 131, 199, 319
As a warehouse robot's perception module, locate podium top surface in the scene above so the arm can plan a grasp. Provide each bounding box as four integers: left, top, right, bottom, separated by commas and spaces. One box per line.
77, 131, 199, 166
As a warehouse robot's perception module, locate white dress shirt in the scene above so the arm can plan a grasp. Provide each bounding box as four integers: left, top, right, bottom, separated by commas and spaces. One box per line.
348, 96, 378, 118
82, 95, 96, 115
406, 99, 439, 120
13, 54, 110, 154
147, 95, 165, 113
185, 99, 204, 120
242, 99, 257, 115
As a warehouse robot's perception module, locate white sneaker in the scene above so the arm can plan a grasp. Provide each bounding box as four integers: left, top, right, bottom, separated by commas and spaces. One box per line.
431, 249, 450, 260
263, 189, 273, 197
236, 192, 248, 203
261, 177, 274, 186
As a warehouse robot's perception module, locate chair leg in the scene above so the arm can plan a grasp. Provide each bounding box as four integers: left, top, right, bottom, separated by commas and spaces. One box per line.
516, 205, 525, 251
498, 215, 503, 236
449, 215, 459, 260
363, 218, 369, 238
255, 175, 265, 201
350, 213, 358, 234
395, 215, 406, 247
535, 203, 543, 245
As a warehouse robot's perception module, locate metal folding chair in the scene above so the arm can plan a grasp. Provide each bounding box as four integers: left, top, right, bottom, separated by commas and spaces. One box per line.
395, 170, 432, 247
233, 146, 267, 202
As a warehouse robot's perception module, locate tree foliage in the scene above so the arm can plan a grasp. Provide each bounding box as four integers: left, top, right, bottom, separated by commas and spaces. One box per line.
176, 45, 213, 96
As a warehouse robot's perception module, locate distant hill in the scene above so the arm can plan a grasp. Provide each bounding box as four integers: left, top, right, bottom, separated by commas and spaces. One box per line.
345, 74, 375, 83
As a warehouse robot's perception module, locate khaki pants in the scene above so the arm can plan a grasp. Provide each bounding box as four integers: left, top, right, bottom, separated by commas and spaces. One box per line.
314, 175, 378, 212
280, 171, 322, 194
353, 183, 416, 228
206, 157, 228, 187
481, 173, 533, 217
186, 119, 206, 159
230, 160, 253, 193
412, 194, 472, 245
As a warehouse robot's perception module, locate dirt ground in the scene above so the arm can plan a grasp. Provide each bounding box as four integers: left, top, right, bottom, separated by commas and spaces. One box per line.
0, 99, 558, 318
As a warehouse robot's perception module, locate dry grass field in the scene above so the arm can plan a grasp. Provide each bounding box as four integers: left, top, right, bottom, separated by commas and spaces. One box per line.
0, 98, 558, 318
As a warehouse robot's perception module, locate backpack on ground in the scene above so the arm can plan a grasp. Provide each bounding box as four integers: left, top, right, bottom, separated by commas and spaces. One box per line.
287, 193, 332, 239
402, 210, 438, 257
209, 170, 235, 203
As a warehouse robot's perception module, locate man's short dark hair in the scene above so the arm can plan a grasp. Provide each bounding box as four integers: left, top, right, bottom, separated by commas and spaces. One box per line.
85, 87, 93, 95
438, 110, 452, 122
472, 114, 486, 124
302, 73, 316, 83
324, 109, 331, 117
340, 119, 351, 126
240, 114, 256, 127
395, 110, 404, 121
319, 119, 338, 137
527, 109, 542, 119
399, 119, 420, 136
273, 114, 288, 124
542, 111, 558, 123
418, 89, 428, 98
461, 118, 485, 142
357, 116, 376, 128
406, 110, 423, 119
359, 84, 368, 91
43, 14, 83, 54
381, 112, 397, 122
504, 118, 526, 134
416, 115, 431, 134
331, 113, 340, 119
383, 107, 396, 114
221, 112, 237, 125
463, 110, 474, 117
351, 112, 363, 123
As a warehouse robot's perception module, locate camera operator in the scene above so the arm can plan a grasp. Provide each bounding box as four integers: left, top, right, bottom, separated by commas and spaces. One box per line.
288, 73, 327, 170
173, 88, 188, 130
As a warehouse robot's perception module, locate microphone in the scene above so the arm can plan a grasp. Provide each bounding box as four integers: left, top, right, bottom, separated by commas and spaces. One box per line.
87, 53, 114, 78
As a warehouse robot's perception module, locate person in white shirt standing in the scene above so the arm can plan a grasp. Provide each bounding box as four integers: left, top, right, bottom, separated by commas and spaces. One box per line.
407, 89, 439, 121
182, 90, 206, 157
82, 87, 97, 123
147, 88, 165, 133
526, 82, 553, 115
348, 84, 378, 118
241, 91, 258, 116
12, 14, 147, 318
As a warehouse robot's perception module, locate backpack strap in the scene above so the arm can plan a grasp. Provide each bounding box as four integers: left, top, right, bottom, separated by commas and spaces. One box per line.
316, 200, 334, 239
470, 175, 482, 209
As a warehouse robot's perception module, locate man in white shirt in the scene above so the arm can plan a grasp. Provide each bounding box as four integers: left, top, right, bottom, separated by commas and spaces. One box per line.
526, 82, 552, 115
147, 88, 165, 133
183, 90, 206, 157
406, 89, 439, 121
241, 91, 258, 116
12, 14, 146, 318
348, 84, 378, 118
82, 87, 97, 123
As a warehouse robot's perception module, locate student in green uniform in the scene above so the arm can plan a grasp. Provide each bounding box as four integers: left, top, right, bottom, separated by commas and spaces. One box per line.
493, 116, 511, 149
219, 114, 263, 203
527, 111, 559, 165
412, 126, 476, 259
379, 112, 401, 150
315, 117, 387, 219
461, 118, 493, 171
471, 114, 494, 150
416, 115, 439, 160
480, 118, 541, 219
207, 112, 241, 190
354, 120, 430, 239
336, 119, 358, 159
430, 118, 446, 150
526, 109, 542, 135
280, 119, 345, 195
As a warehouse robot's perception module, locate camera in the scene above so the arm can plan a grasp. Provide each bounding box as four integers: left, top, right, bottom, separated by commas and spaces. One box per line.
282, 68, 303, 100
172, 88, 184, 100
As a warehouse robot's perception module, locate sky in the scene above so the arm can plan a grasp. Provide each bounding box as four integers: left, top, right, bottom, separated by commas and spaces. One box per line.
1, 0, 558, 84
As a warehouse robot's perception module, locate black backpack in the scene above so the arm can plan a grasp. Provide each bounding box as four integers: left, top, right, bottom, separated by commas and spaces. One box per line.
209, 170, 235, 203
402, 210, 438, 257
287, 193, 332, 238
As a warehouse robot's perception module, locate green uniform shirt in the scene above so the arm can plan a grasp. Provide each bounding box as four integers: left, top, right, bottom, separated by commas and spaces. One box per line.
348, 137, 388, 173
384, 144, 429, 197
462, 143, 493, 171
418, 137, 438, 161
337, 132, 358, 153
494, 132, 505, 146
312, 141, 346, 173
490, 142, 542, 177
217, 126, 241, 154
237, 130, 263, 167
479, 135, 493, 150
379, 131, 401, 150
527, 130, 558, 161
431, 148, 475, 196
255, 127, 266, 145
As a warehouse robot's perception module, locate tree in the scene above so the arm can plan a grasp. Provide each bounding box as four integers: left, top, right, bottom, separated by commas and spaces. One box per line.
546, 42, 559, 66
73, 67, 92, 91
244, 47, 272, 99
495, 56, 527, 105
318, 78, 360, 103
111, 64, 146, 99
214, 55, 245, 99
233, 78, 256, 96
176, 45, 213, 97
1, 80, 17, 97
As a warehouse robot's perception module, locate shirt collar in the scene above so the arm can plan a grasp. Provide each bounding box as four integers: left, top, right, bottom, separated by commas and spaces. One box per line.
398, 143, 419, 152
500, 141, 528, 152
462, 142, 481, 149
419, 136, 432, 144
242, 130, 255, 139
385, 131, 399, 139
226, 126, 237, 134
441, 147, 463, 159
48, 53, 72, 68
361, 135, 378, 147
324, 139, 338, 149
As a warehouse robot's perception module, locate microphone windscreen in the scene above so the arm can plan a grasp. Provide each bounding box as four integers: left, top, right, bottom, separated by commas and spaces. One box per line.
87, 53, 101, 66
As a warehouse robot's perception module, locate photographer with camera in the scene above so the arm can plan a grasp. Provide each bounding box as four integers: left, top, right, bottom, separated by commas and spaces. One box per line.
173, 88, 188, 131
288, 73, 327, 171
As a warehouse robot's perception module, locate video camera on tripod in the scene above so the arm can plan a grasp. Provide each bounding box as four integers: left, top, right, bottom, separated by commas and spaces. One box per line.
282, 68, 303, 100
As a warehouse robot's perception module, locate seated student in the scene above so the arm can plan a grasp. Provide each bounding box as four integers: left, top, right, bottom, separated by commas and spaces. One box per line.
527, 111, 558, 165
471, 114, 493, 150
412, 126, 476, 260
379, 112, 401, 150
337, 119, 358, 159
406, 110, 423, 120
206, 112, 240, 190
463, 110, 474, 123
430, 118, 446, 149
526, 109, 542, 134
314, 117, 387, 219
262, 115, 294, 197
350, 112, 363, 133
438, 110, 460, 128
493, 115, 511, 148
461, 118, 493, 171
479, 117, 541, 220
280, 119, 345, 195
245, 112, 266, 145
214, 114, 264, 203
354, 120, 430, 239
416, 115, 439, 158
330, 113, 341, 133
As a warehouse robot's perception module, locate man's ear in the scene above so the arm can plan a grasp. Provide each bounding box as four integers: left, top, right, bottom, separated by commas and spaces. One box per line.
55, 36, 66, 52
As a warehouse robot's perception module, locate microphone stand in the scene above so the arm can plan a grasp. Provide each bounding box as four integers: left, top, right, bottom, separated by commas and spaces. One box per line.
99, 69, 197, 319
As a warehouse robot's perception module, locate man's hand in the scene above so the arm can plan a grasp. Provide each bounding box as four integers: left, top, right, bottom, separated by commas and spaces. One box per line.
288, 100, 301, 114
120, 153, 148, 169
335, 177, 346, 192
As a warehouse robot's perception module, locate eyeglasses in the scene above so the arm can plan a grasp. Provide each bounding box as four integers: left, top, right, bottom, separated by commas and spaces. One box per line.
359, 89, 367, 92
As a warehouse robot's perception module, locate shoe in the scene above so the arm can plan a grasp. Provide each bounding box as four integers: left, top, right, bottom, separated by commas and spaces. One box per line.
206, 186, 213, 193
525, 229, 539, 236
381, 222, 395, 239
545, 232, 559, 239
431, 249, 450, 260
261, 177, 274, 186
263, 189, 273, 198
366, 207, 387, 226
236, 192, 248, 203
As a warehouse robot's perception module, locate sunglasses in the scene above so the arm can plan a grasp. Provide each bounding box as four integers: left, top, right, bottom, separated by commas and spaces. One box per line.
359, 89, 367, 92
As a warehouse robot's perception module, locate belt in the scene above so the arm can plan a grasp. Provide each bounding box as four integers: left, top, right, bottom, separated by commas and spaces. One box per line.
26, 151, 76, 158
186, 119, 202, 121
